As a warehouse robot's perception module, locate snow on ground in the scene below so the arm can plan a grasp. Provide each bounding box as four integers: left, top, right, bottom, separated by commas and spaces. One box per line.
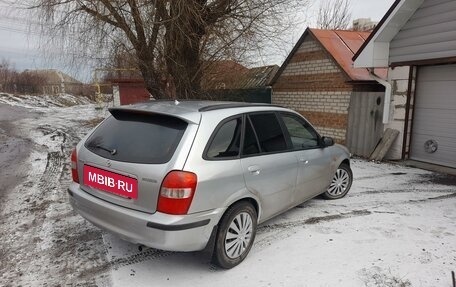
105, 160, 456, 287
0, 94, 455, 286
0, 93, 93, 109
0, 94, 111, 286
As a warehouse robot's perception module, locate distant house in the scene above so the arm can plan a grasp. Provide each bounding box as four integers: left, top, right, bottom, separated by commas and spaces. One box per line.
25, 69, 83, 95
352, 18, 379, 31
354, 0, 456, 168
202, 60, 278, 103
271, 28, 387, 156
201, 60, 250, 90
111, 61, 277, 105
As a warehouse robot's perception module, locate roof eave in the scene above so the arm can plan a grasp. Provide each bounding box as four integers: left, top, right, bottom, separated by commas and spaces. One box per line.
347, 80, 384, 85
354, 41, 391, 68
353, 0, 424, 68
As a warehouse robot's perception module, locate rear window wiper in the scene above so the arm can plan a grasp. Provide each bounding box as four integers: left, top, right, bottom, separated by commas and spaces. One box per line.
91, 144, 117, 155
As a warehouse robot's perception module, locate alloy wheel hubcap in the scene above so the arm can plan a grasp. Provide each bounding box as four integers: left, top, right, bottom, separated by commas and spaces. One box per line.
327, 168, 350, 196
225, 212, 253, 259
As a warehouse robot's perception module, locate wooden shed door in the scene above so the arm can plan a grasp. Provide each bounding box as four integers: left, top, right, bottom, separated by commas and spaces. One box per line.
410, 64, 456, 168
346, 92, 384, 157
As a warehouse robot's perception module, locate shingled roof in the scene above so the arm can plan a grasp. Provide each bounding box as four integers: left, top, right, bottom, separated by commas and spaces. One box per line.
202, 60, 278, 90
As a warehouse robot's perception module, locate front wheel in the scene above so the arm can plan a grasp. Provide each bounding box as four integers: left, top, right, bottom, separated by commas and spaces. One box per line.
212, 202, 257, 269
322, 163, 353, 200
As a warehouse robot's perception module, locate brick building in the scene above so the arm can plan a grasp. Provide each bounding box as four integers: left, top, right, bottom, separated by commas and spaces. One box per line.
271, 28, 387, 156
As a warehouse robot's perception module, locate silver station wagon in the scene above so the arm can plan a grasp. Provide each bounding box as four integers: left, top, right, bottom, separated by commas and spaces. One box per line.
68, 101, 352, 268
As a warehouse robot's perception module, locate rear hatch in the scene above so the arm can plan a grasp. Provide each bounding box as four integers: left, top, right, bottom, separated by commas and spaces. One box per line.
77, 109, 197, 213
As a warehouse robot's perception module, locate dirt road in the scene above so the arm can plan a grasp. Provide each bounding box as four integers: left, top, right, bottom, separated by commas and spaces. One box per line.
0, 97, 110, 286
0, 104, 37, 198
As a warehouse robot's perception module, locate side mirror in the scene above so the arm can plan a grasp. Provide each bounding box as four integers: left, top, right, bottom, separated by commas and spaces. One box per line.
321, 136, 335, 147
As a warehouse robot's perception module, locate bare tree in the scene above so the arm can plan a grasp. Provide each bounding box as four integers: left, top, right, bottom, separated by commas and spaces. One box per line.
28, 0, 306, 99
316, 0, 352, 30
0, 59, 47, 94
0, 59, 15, 92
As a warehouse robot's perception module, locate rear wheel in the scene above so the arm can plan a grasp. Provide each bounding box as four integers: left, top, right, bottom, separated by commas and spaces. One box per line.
322, 163, 353, 200
212, 202, 257, 269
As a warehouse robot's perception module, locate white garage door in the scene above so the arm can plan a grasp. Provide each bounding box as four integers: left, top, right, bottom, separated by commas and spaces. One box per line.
410, 64, 456, 168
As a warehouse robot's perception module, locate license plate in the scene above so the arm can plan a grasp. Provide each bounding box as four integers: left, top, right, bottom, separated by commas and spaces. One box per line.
83, 165, 138, 199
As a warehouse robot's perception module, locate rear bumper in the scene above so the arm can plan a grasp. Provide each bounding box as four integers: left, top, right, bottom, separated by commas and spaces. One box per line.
68, 182, 224, 252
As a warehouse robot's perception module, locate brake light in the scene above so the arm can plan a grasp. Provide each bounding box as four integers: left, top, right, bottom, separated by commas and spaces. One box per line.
158, 171, 197, 215
71, 148, 79, 183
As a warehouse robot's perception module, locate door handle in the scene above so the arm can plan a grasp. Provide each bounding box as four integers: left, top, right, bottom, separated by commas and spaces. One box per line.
248, 165, 261, 175
299, 158, 309, 164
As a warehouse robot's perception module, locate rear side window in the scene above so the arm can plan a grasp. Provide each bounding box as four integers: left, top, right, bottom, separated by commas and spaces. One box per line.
85, 112, 187, 164
248, 113, 288, 153
206, 118, 242, 159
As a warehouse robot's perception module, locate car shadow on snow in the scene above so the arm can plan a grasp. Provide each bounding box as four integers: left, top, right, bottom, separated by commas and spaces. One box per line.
411, 173, 456, 186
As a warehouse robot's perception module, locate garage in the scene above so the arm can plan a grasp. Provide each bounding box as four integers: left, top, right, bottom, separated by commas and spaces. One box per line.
352, 0, 456, 167
410, 64, 456, 168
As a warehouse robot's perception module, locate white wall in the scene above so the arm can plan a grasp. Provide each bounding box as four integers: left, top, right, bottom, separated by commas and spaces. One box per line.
384, 66, 410, 160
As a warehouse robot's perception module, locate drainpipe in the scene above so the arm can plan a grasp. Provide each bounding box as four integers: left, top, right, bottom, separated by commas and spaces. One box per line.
368, 68, 391, 124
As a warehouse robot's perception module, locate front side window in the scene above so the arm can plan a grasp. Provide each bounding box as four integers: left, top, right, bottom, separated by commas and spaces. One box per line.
248, 113, 288, 153
206, 118, 242, 159
281, 114, 319, 149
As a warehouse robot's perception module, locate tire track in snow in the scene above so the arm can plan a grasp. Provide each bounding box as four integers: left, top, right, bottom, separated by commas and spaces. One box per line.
1, 103, 110, 286
36, 123, 110, 284
353, 188, 455, 196
101, 189, 456, 273
253, 210, 372, 252
409, 192, 456, 202
257, 209, 371, 232
78, 248, 175, 280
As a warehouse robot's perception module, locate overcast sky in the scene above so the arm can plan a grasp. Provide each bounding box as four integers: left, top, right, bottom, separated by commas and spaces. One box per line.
351, 0, 395, 21
0, 0, 396, 82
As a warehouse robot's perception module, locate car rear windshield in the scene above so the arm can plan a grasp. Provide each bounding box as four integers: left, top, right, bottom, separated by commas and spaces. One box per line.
85, 111, 188, 164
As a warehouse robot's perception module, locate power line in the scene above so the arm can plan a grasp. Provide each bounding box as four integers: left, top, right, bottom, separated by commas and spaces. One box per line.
0, 13, 51, 27
0, 46, 110, 61
0, 25, 42, 36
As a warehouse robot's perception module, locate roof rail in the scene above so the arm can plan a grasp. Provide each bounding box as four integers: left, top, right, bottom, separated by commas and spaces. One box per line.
198, 103, 283, 112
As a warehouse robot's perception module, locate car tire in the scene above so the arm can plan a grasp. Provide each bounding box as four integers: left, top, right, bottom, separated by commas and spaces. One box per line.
212, 201, 257, 269
322, 163, 353, 200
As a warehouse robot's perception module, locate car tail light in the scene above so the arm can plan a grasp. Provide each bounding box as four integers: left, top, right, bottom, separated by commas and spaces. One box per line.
158, 171, 197, 215
71, 148, 79, 183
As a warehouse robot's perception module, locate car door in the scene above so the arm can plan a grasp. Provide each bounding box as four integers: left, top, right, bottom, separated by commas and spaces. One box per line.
240, 112, 298, 221
279, 113, 332, 204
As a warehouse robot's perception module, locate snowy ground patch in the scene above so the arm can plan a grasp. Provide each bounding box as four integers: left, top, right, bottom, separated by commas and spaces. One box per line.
0, 95, 111, 286
104, 160, 456, 287
0, 92, 93, 109
0, 95, 455, 286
